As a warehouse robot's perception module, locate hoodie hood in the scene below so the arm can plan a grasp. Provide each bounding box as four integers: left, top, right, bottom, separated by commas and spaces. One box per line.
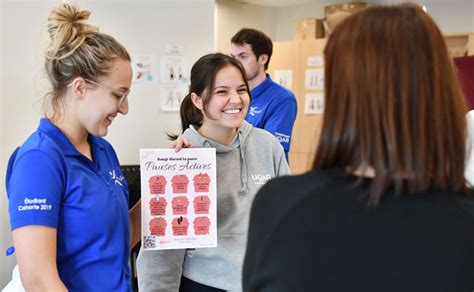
182, 120, 253, 196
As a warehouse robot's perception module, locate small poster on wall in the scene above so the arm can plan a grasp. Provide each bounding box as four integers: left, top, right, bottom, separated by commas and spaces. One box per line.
132, 54, 156, 83
160, 55, 189, 84
304, 93, 324, 115
140, 148, 217, 250
305, 69, 324, 90
274, 69, 293, 90
159, 84, 188, 112
307, 55, 324, 67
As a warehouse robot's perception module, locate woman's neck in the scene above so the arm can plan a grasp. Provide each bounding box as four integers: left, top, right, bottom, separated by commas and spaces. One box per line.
197, 124, 238, 146
51, 114, 91, 160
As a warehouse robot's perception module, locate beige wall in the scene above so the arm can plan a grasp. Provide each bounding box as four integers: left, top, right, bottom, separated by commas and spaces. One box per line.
272, 0, 474, 41
215, 0, 276, 53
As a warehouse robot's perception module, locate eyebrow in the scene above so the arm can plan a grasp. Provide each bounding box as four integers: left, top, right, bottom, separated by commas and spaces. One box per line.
213, 84, 247, 90
116, 86, 130, 92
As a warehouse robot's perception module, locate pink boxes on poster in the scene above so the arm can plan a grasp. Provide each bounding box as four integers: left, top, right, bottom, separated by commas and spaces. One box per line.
193, 173, 211, 192
193, 216, 211, 235
171, 196, 189, 215
149, 197, 167, 216
149, 218, 167, 236
171, 175, 189, 193
148, 175, 167, 194
193, 196, 210, 214
172, 216, 189, 236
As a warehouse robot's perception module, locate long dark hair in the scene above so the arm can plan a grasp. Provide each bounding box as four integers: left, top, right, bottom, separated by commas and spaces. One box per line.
169, 53, 249, 140
315, 3, 468, 205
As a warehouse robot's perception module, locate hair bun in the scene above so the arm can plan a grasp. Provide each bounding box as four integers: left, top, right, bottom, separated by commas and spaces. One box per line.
46, 3, 97, 60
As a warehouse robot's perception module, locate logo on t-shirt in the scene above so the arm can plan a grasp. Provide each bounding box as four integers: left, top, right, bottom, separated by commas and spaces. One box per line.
249, 106, 262, 117
109, 169, 125, 186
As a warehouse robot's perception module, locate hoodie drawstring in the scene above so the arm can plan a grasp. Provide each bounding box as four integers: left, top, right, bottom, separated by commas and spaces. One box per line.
238, 132, 249, 196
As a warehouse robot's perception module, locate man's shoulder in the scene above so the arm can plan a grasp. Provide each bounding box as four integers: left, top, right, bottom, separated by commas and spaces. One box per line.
264, 79, 296, 101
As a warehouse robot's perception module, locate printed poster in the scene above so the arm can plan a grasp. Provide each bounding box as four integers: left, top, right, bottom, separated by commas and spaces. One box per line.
304, 93, 324, 115
160, 55, 189, 84
305, 69, 324, 90
307, 55, 324, 67
140, 148, 217, 250
160, 84, 188, 112
274, 69, 293, 90
131, 54, 156, 83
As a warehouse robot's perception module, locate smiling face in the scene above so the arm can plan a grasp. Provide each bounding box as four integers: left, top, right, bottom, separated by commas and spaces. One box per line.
192, 64, 250, 143
79, 58, 132, 136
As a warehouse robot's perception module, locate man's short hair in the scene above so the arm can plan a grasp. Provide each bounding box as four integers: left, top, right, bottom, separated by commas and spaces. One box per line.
231, 28, 273, 70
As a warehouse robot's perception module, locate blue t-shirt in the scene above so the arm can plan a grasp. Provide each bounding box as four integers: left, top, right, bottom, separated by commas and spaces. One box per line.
6, 118, 131, 291
245, 74, 297, 160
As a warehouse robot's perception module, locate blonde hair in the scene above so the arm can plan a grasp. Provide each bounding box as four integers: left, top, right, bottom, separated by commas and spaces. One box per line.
44, 2, 130, 119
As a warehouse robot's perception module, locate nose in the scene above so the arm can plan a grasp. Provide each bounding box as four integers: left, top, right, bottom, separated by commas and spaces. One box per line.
118, 97, 129, 115
229, 90, 242, 103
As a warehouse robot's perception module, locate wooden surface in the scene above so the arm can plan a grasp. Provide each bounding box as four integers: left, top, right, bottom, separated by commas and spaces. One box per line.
269, 39, 326, 175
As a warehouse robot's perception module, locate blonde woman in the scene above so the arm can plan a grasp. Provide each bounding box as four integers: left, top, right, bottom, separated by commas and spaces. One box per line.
6, 3, 138, 291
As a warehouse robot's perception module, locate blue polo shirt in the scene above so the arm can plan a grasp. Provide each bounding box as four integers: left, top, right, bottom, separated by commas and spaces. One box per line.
6, 118, 131, 291
246, 74, 297, 161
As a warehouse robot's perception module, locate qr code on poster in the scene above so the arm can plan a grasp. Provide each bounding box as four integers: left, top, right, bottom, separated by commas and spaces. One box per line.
143, 236, 156, 249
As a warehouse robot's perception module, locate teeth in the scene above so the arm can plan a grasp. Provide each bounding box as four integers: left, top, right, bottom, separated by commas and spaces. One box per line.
108, 116, 115, 122
223, 109, 240, 114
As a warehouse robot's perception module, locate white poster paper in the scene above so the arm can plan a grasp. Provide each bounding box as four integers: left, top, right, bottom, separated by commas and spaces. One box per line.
305, 69, 324, 90
160, 84, 188, 112
307, 55, 324, 67
160, 55, 189, 84
132, 54, 156, 83
165, 43, 185, 55
273, 69, 293, 90
304, 93, 324, 115
140, 148, 217, 250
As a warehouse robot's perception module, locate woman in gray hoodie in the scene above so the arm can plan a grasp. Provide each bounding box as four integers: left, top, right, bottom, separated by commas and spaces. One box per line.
136, 53, 290, 291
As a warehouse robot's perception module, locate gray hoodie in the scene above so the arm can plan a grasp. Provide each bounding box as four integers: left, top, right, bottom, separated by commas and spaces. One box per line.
136, 120, 290, 291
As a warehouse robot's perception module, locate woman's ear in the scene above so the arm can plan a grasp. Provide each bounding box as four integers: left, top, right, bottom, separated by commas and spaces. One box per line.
68, 77, 87, 100
190, 92, 203, 110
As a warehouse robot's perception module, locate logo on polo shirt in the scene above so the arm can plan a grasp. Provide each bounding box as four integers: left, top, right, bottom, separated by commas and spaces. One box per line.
109, 169, 125, 186
249, 106, 262, 117
274, 132, 290, 144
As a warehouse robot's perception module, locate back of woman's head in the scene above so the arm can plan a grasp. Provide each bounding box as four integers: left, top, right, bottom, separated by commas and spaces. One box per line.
44, 3, 130, 118
316, 3, 468, 204
173, 53, 248, 137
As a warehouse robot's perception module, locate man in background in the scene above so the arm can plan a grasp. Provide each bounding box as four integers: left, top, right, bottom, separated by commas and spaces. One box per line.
231, 28, 297, 161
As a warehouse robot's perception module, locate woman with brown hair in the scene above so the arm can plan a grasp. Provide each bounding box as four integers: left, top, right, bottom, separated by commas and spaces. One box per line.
243, 3, 474, 291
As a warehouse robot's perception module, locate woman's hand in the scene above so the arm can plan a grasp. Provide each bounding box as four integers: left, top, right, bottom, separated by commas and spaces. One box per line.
170, 136, 191, 152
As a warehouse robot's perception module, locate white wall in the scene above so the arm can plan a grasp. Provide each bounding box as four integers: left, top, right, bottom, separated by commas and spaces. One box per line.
0, 0, 214, 287
215, 0, 276, 53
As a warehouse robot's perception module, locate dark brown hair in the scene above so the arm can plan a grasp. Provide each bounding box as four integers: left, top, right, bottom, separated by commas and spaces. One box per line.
314, 3, 468, 205
168, 53, 249, 140
231, 28, 273, 70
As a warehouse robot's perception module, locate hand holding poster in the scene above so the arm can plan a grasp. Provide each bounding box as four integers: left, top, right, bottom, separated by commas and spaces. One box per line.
140, 148, 217, 250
